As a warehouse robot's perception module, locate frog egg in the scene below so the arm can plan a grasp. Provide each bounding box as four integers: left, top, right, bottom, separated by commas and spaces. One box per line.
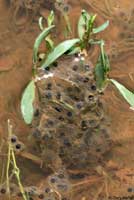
38, 193, 45, 199
13, 141, 25, 153
10, 135, 18, 144
0, 185, 7, 195
24, 186, 38, 196
34, 108, 40, 117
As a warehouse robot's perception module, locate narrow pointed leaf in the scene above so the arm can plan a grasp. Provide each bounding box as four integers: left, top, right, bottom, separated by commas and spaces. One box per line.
41, 38, 80, 69
95, 55, 105, 89
33, 25, 55, 63
39, 17, 44, 30
93, 20, 109, 34
78, 10, 90, 40
103, 52, 110, 72
47, 10, 54, 26
110, 79, 134, 107
87, 14, 96, 33
45, 37, 54, 50
21, 80, 35, 124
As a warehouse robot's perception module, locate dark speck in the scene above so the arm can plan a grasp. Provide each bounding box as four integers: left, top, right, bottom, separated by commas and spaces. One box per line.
47, 83, 52, 90
83, 77, 89, 83
63, 4, 70, 12
54, 107, 62, 112
88, 95, 94, 100
47, 119, 54, 126
96, 148, 101, 152
67, 111, 73, 117
72, 65, 78, 71
76, 102, 83, 109
15, 143, 21, 150
50, 177, 56, 183
64, 138, 71, 147
32, 129, 41, 139
91, 85, 96, 91
34, 108, 40, 117
56, 92, 61, 100
128, 188, 132, 193
45, 92, 52, 99
81, 120, 88, 130
0, 188, 6, 194
38, 194, 44, 199
45, 66, 50, 71
45, 187, 50, 193
53, 61, 58, 67
58, 116, 64, 121
11, 135, 17, 143
58, 173, 65, 179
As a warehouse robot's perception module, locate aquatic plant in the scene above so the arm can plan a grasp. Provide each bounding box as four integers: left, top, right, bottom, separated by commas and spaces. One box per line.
4, 120, 28, 200
21, 10, 134, 125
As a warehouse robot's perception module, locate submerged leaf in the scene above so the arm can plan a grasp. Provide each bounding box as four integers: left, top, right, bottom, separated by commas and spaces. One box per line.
47, 10, 54, 27
87, 14, 96, 34
21, 80, 35, 124
67, 46, 81, 55
33, 25, 55, 63
110, 79, 134, 107
95, 49, 110, 90
45, 37, 54, 50
39, 16, 44, 31
95, 55, 105, 89
93, 20, 109, 34
103, 52, 110, 73
78, 10, 90, 40
41, 38, 80, 69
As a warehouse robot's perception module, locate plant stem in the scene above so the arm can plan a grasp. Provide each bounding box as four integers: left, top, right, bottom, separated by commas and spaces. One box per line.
11, 150, 28, 200
6, 120, 12, 197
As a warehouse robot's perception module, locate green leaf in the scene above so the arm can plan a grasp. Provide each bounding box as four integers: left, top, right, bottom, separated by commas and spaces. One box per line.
41, 38, 80, 68
110, 79, 134, 107
38, 17, 44, 31
45, 37, 54, 51
47, 10, 54, 27
67, 46, 81, 55
78, 10, 90, 40
21, 80, 35, 124
95, 54, 106, 89
95, 42, 110, 90
87, 14, 96, 33
103, 52, 110, 73
93, 20, 109, 34
33, 25, 55, 63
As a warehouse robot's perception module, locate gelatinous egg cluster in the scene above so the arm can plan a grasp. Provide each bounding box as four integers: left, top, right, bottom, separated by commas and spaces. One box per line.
0, 183, 58, 200
31, 55, 112, 171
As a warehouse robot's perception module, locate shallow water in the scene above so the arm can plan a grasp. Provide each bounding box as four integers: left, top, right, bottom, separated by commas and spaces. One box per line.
0, 0, 134, 199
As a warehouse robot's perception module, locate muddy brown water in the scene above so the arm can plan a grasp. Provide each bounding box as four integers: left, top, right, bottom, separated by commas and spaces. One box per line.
0, 0, 134, 200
